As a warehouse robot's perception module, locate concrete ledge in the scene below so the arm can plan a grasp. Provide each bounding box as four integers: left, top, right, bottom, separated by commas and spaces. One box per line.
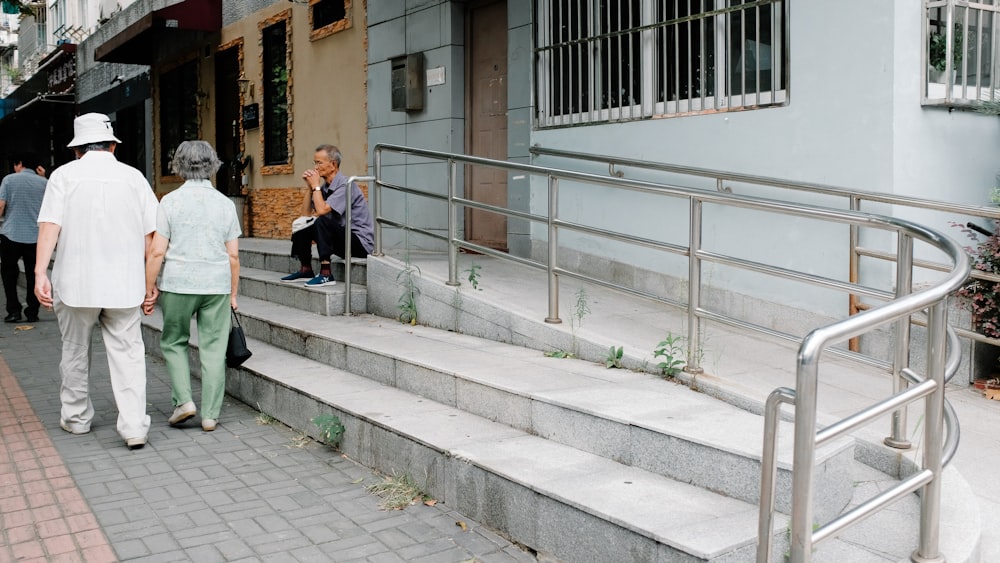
238, 266, 367, 315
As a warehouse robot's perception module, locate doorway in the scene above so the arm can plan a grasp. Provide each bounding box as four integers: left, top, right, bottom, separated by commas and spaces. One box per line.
215, 46, 241, 196
466, 0, 508, 251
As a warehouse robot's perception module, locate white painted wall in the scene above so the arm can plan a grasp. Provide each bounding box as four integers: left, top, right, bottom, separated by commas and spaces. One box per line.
524, 1, 994, 318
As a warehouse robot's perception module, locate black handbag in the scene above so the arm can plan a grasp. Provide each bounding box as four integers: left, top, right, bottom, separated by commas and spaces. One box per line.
226, 308, 252, 368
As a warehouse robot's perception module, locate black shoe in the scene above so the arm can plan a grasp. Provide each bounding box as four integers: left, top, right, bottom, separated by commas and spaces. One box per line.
25, 313, 38, 322
4, 313, 21, 323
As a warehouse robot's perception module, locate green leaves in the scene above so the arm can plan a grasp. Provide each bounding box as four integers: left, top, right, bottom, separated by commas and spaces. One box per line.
311, 413, 345, 448
653, 333, 687, 377
605, 345, 624, 369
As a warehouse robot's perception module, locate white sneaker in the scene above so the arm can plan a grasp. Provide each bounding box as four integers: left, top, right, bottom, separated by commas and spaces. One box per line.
201, 419, 217, 432
126, 436, 147, 450
168, 401, 197, 426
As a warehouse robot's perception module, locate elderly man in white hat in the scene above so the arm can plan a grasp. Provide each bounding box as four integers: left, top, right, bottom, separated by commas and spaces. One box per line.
34, 113, 158, 450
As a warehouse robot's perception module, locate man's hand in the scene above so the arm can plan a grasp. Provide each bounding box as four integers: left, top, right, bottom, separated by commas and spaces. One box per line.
302, 169, 322, 190
35, 273, 53, 310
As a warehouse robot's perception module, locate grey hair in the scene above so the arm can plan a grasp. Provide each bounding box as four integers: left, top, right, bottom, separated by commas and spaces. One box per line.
76, 141, 115, 154
315, 144, 342, 167
170, 140, 223, 180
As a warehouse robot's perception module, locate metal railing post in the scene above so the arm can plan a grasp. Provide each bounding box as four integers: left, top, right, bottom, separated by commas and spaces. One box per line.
342, 175, 375, 316
447, 159, 460, 286
886, 234, 914, 448
545, 175, 561, 323
848, 196, 861, 352
912, 300, 947, 563
789, 342, 821, 562
686, 197, 703, 373
756, 387, 795, 563
373, 149, 383, 256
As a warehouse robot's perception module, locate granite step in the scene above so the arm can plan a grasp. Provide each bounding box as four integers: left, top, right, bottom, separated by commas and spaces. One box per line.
237, 266, 367, 316
140, 312, 790, 562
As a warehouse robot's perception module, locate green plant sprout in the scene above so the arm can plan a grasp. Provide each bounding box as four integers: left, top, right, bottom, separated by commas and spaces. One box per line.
653, 333, 687, 377
311, 413, 345, 448
465, 263, 482, 290
396, 263, 421, 325
605, 345, 624, 369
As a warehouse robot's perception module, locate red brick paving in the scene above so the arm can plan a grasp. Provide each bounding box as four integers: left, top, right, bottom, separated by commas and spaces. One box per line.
0, 355, 118, 563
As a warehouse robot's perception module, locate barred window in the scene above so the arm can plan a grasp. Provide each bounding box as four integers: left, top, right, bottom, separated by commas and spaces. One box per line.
924, 0, 998, 107
536, 0, 787, 127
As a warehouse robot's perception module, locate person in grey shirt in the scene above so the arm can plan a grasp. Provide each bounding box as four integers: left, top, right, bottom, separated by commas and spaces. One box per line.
0, 152, 47, 323
281, 144, 374, 286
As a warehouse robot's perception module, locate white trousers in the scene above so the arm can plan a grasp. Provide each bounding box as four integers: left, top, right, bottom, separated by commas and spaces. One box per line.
54, 295, 150, 440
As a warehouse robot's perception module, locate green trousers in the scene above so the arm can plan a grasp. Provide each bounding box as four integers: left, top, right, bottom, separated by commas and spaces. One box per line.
159, 292, 231, 420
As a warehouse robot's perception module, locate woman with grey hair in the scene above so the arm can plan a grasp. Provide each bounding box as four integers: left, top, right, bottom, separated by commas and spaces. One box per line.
143, 140, 241, 432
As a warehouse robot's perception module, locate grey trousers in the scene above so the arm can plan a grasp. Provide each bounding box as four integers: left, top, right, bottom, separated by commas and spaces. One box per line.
53, 295, 151, 440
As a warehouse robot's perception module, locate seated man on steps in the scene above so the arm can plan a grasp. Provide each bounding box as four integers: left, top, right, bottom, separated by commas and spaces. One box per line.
281, 144, 374, 286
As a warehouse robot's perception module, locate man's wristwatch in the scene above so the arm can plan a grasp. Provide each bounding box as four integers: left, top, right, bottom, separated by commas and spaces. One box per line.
313, 185, 322, 192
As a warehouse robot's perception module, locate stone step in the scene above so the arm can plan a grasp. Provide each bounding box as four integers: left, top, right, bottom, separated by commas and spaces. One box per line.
214, 296, 856, 523
237, 266, 367, 316
238, 237, 368, 285
139, 312, 791, 562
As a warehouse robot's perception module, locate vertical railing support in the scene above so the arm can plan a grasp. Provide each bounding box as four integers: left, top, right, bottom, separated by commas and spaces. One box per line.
686, 197, 704, 373
788, 340, 822, 562
848, 196, 861, 352
373, 149, 384, 257
912, 300, 947, 563
342, 175, 374, 316
886, 234, 914, 448
756, 387, 795, 563
447, 159, 460, 286
545, 175, 561, 323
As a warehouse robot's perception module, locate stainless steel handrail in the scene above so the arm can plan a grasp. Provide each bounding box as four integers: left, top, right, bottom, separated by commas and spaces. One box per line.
370, 143, 968, 563
343, 175, 374, 316
530, 144, 994, 450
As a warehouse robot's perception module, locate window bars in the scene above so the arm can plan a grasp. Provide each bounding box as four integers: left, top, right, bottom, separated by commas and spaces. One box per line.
925, 0, 1000, 106
535, 0, 787, 127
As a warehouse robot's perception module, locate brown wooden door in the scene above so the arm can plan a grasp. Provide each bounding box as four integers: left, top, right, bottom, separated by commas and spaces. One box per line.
467, 0, 508, 251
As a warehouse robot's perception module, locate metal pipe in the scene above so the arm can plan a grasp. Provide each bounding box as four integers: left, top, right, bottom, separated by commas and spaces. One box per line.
788, 338, 821, 562
687, 197, 703, 373
373, 149, 383, 256
913, 301, 947, 563
545, 175, 561, 323
814, 469, 934, 545
816, 379, 936, 447
447, 159, 459, 286
756, 387, 795, 563
886, 234, 914, 448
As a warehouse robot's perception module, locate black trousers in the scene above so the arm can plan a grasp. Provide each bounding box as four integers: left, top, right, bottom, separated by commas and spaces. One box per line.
290, 213, 369, 269
0, 235, 38, 317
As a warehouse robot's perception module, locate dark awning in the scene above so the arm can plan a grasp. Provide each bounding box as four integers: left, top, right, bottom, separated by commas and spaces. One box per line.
93, 0, 221, 64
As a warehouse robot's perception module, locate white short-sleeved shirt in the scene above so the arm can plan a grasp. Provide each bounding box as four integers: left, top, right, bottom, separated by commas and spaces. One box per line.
37, 151, 158, 308
156, 179, 241, 294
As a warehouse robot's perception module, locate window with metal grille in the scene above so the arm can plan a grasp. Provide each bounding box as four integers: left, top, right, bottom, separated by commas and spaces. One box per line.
924, 0, 998, 107
535, 0, 787, 127
262, 20, 289, 166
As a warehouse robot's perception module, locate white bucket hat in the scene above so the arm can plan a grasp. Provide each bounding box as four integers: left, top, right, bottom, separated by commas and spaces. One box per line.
67, 113, 122, 147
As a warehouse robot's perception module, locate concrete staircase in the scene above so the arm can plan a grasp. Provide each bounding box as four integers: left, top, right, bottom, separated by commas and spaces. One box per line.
139, 239, 981, 563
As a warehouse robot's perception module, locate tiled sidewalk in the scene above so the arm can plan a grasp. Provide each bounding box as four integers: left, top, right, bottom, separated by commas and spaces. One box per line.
0, 316, 535, 563
0, 324, 117, 562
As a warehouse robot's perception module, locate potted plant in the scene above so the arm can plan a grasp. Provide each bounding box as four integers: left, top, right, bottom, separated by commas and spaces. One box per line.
929, 23, 963, 83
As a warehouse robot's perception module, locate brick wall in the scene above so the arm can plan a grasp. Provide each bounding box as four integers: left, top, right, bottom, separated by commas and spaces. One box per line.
248, 187, 303, 239
247, 185, 371, 239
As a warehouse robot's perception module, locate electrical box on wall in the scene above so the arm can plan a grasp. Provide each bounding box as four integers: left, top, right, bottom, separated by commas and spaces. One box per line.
391, 53, 424, 112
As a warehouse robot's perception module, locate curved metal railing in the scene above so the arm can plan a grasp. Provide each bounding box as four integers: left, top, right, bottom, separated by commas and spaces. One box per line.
370, 143, 970, 563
